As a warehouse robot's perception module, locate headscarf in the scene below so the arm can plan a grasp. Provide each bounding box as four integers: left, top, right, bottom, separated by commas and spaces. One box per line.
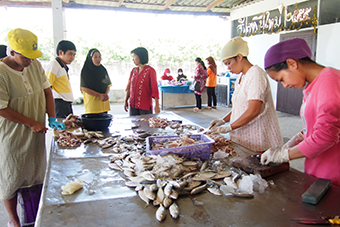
220, 37, 249, 61
163, 68, 170, 77
80, 48, 111, 93
161, 68, 173, 80
0, 45, 7, 58
264, 38, 312, 69
206, 56, 217, 75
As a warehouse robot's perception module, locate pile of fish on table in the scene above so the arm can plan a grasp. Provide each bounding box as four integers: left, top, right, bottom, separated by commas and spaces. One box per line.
57, 116, 271, 222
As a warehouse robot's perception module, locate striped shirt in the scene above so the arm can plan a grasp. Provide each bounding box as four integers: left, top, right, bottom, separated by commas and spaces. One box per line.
45, 58, 74, 102
230, 65, 283, 151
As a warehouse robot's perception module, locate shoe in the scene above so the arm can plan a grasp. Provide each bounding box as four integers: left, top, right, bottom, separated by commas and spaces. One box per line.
193, 107, 201, 112
204, 106, 212, 110
212, 106, 217, 109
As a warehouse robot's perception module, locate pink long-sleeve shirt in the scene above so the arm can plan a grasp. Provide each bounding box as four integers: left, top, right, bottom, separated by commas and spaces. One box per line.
298, 67, 340, 186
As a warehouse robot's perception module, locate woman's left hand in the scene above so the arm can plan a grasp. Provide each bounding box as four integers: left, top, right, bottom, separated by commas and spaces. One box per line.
154, 105, 160, 114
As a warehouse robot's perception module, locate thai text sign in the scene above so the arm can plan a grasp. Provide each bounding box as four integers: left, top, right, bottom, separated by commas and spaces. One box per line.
233, 0, 317, 37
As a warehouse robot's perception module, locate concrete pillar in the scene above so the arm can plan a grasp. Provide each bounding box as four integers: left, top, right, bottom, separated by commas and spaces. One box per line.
51, 0, 65, 54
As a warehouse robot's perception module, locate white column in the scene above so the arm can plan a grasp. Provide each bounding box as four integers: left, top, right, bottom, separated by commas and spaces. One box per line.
51, 0, 65, 54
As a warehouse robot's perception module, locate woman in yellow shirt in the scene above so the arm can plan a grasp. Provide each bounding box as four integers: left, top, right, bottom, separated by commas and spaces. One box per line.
205, 56, 217, 109
80, 48, 112, 114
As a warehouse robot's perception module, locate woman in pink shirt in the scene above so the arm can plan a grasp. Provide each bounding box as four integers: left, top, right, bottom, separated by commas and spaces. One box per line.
261, 38, 340, 186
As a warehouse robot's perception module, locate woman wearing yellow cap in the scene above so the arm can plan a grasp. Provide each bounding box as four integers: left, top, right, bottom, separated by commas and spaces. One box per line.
208, 37, 283, 152
0, 28, 64, 227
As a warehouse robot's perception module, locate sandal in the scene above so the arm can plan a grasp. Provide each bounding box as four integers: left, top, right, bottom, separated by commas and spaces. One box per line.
193, 107, 201, 112
204, 106, 212, 110
212, 106, 217, 109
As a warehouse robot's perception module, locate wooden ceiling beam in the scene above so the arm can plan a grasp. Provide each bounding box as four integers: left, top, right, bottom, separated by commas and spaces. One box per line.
204, 0, 224, 12
163, 0, 177, 10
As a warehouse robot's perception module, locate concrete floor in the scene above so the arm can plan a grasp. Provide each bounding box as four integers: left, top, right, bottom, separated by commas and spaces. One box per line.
0, 103, 304, 226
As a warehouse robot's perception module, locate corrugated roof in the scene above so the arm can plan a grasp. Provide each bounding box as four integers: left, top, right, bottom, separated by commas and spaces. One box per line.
0, 0, 263, 15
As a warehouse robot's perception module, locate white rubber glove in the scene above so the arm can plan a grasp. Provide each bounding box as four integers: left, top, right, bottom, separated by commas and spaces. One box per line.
261, 147, 290, 165
208, 124, 232, 134
208, 119, 225, 129
282, 131, 304, 149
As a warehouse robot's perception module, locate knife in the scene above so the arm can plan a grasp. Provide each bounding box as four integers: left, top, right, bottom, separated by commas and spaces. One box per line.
292, 218, 340, 225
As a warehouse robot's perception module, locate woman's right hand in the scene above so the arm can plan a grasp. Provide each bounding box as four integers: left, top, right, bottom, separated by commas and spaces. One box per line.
124, 100, 129, 112
99, 93, 109, 101
29, 121, 47, 133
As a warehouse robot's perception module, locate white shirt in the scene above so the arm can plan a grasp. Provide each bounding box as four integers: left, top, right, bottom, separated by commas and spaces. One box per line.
230, 65, 283, 151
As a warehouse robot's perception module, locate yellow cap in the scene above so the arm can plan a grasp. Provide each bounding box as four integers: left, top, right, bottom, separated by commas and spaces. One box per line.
220, 37, 249, 61
7, 28, 42, 59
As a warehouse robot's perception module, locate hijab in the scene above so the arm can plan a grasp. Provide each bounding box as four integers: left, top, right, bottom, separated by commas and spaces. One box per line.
163, 68, 170, 77
206, 56, 217, 75
0, 45, 7, 58
80, 48, 111, 93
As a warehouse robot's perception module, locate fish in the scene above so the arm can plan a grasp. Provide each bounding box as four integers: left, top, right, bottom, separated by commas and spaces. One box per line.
169, 189, 179, 200
182, 161, 198, 166
200, 161, 208, 172
163, 197, 172, 208
129, 176, 146, 183
135, 183, 144, 191
212, 171, 232, 180
149, 183, 158, 192
190, 183, 208, 195
125, 181, 138, 188
102, 143, 114, 149
192, 172, 216, 181
143, 186, 156, 200
183, 181, 201, 191
232, 192, 254, 198
207, 187, 223, 196
224, 177, 238, 190
169, 203, 180, 219
140, 171, 156, 181
156, 187, 165, 205
164, 183, 173, 197
220, 185, 235, 196
180, 172, 198, 179
138, 189, 149, 206
123, 169, 135, 178
156, 204, 166, 222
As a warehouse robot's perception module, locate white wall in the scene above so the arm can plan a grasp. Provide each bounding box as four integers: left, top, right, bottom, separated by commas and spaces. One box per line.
243, 34, 280, 106
316, 23, 340, 68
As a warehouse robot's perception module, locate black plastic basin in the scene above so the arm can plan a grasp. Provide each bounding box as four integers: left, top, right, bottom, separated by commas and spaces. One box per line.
81, 113, 112, 131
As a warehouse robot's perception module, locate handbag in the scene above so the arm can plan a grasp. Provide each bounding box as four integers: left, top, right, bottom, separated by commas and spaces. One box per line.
189, 81, 201, 91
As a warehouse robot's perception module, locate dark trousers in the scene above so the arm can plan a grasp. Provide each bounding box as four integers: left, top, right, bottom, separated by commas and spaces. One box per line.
55, 99, 73, 118
207, 87, 217, 107
129, 106, 152, 116
195, 93, 202, 109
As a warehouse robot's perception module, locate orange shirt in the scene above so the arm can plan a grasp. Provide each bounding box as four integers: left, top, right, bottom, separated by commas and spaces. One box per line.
206, 67, 217, 87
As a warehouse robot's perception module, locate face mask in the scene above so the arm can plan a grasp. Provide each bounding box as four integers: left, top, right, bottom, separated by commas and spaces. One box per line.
178, 72, 183, 75
167, 73, 170, 76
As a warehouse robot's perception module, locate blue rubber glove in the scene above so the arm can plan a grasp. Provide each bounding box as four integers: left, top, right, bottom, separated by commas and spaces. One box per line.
48, 117, 66, 130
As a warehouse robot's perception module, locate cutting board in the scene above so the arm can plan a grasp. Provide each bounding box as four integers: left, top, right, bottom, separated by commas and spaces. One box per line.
231, 155, 290, 178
